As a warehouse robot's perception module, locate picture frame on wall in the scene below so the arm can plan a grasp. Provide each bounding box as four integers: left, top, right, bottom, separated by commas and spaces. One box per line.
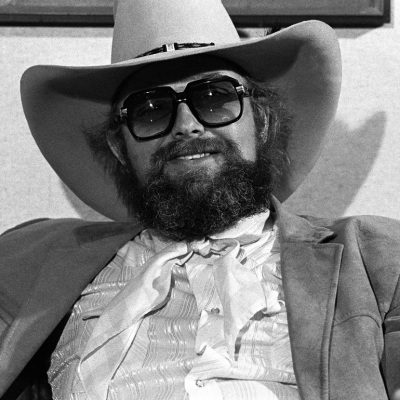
0, 0, 390, 27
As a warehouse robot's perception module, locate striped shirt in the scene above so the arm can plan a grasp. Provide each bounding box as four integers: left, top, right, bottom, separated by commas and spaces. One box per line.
49, 212, 299, 400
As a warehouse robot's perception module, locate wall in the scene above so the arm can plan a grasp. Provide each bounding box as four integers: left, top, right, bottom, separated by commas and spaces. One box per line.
286, 4, 400, 219
0, 5, 399, 232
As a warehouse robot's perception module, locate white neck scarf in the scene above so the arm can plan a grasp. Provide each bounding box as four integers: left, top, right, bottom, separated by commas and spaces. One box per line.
78, 212, 281, 400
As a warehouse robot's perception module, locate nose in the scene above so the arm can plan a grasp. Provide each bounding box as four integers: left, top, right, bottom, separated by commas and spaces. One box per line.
170, 103, 205, 139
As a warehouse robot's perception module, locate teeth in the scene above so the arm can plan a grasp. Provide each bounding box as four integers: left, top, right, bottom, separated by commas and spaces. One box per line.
177, 152, 211, 160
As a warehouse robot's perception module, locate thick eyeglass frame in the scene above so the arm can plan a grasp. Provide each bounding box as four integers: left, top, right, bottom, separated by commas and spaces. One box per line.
117, 75, 250, 141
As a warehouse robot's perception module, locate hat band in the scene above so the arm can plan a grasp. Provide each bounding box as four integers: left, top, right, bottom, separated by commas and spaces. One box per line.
135, 42, 215, 58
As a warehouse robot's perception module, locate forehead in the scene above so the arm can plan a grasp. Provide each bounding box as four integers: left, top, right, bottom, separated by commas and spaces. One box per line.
115, 55, 247, 101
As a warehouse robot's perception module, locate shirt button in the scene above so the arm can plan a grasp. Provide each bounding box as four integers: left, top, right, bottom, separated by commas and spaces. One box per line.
210, 307, 220, 314
196, 380, 204, 387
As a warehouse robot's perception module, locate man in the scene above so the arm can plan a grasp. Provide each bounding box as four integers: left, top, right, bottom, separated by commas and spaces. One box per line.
1, 0, 400, 399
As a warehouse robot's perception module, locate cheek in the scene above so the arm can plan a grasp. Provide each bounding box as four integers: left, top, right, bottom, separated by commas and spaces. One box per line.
122, 129, 159, 177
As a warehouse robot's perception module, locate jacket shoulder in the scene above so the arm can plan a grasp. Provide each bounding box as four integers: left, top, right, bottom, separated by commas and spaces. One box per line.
0, 218, 101, 251
0, 218, 142, 316
1, 217, 98, 239
1, 218, 51, 236
1, 217, 142, 246
306, 214, 400, 316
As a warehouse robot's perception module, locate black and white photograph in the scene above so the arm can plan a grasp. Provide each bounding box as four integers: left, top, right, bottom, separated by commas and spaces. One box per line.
0, 1, 399, 399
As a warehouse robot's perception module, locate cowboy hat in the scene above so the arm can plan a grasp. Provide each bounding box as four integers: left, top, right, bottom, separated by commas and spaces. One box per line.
20, 0, 341, 222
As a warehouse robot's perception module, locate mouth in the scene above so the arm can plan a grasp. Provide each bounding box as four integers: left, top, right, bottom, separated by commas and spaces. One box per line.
158, 139, 229, 167
167, 147, 220, 161
164, 150, 222, 172
175, 152, 212, 160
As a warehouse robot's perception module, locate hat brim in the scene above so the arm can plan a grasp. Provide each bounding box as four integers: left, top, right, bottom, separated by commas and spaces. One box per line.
20, 20, 341, 222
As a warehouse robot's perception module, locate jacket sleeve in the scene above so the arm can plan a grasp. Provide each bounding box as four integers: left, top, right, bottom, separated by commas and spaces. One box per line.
0, 218, 86, 399
0, 219, 51, 340
0, 219, 53, 400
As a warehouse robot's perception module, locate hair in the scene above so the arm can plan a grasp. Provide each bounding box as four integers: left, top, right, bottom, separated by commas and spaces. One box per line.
245, 76, 291, 190
84, 75, 292, 196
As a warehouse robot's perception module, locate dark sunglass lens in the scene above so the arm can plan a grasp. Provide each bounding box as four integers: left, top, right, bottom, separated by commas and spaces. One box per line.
191, 81, 241, 124
126, 91, 173, 138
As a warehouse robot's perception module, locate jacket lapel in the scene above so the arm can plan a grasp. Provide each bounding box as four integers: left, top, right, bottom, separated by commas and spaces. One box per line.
0, 220, 142, 395
274, 200, 344, 400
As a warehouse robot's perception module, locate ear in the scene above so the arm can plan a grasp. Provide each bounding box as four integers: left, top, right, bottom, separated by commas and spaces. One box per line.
258, 107, 270, 143
264, 110, 270, 136
106, 130, 127, 166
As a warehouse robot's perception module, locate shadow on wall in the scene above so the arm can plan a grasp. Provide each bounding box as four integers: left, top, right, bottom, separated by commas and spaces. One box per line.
285, 111, 387, 217
62, 112, 387, 221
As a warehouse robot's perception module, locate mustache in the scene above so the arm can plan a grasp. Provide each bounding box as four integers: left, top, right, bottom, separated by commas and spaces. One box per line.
150, 137, 241, 166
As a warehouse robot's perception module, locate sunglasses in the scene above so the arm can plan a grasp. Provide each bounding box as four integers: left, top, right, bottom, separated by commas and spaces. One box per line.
118, 75, 250, 141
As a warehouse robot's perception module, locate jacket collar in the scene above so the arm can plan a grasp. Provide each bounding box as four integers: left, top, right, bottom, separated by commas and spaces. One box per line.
73, 220, 144, 245
271, 195, 336, 243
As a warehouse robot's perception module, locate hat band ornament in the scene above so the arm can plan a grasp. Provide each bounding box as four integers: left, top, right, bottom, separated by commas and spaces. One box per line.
136, 42, 215, 58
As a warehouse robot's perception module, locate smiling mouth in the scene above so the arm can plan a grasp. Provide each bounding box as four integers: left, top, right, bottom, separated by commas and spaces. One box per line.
176, 152, 212, 160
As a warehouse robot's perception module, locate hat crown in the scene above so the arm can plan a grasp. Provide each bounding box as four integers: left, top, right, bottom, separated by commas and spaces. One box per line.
111, 0, 240, 63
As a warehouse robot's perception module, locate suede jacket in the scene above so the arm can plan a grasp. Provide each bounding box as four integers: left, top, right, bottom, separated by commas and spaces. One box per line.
0, 201, 400, 400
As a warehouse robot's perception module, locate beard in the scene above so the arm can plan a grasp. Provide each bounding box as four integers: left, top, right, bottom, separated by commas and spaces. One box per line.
120, 136, 276, 242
